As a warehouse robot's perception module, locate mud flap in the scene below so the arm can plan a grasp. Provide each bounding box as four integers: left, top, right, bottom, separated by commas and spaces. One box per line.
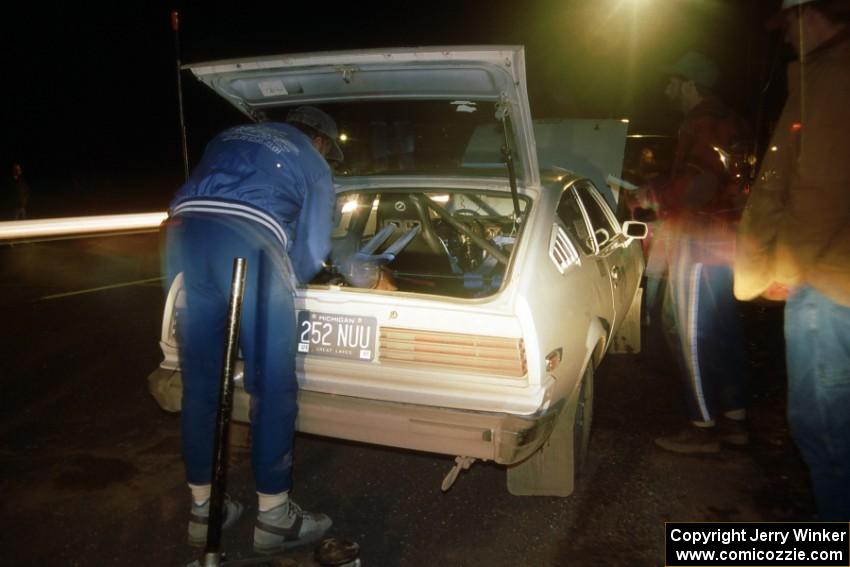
610, 287, 642, 354
506, 397, 577, 497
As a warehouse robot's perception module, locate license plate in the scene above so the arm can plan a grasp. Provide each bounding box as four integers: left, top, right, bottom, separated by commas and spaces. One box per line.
296, 311, 377, 361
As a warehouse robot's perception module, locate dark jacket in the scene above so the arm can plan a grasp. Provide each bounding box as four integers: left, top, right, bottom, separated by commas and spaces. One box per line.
660, 96, 750, 265
9, 175, 29, 210
663, 96, 749, 218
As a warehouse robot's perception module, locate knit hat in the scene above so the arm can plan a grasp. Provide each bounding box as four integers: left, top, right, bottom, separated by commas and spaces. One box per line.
660, 51, 720, 89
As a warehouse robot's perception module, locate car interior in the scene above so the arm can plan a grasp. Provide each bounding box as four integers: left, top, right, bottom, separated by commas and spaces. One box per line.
316, 190, 527, 298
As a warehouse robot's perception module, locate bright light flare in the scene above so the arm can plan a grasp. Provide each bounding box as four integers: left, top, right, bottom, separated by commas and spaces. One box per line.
712, 146, 730, 169
341, 198, 382, 214
0, 212, 168, 241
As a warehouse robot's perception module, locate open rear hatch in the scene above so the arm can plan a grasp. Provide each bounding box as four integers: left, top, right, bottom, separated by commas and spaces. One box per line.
186, 46, 539, 187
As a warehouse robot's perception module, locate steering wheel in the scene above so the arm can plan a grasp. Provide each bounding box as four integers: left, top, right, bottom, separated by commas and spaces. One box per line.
451, 208, 485, 234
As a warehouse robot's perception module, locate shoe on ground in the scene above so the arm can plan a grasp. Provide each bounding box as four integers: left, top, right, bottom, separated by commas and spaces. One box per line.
187, 495, 244, 547
253, 500, 332, 554
655, 425, 720, 454
717, 416, 750, 446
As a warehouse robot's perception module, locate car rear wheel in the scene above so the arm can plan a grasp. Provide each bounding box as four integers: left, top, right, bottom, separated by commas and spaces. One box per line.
573, 363, 594, 476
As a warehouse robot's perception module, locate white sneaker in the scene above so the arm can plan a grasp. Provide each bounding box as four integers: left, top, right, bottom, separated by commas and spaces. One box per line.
187, 495, 243, 547
253, 500, 332, 554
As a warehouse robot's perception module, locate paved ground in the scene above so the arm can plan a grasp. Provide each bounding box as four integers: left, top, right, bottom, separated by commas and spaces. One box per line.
0, 235, 811, 566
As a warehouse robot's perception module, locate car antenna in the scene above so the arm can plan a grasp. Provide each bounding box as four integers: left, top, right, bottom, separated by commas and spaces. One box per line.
171, 10, 190, 182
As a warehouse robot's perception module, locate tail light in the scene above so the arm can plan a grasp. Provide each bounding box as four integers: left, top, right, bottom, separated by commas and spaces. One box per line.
379, 327, 527, 378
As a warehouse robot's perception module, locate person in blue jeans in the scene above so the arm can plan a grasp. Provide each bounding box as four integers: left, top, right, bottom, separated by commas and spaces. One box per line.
735, 0, 850, 520
650, 51, 752, 454
783, 288, 850, 520
164, 106, 342, 550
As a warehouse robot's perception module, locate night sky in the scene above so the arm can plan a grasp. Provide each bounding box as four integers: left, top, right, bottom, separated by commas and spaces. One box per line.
5, 0, 786, 217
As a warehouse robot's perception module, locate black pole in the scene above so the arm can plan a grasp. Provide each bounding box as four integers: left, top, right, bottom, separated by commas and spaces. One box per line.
203, 257, 247, 566
172, 10, 190, 181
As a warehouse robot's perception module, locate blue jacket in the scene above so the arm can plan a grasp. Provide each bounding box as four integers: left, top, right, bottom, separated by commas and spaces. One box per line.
169, 122, 336, 284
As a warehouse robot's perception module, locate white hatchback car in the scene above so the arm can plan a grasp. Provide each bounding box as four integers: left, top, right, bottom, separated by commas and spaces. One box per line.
149, 46, 646, 497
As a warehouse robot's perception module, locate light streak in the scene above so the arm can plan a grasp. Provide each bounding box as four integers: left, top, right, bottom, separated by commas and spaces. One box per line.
0, 212, 168, 241
39, 276, 166, 301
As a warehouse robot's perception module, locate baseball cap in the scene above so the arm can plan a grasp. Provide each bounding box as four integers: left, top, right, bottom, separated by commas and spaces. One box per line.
779, 0, 818, 6
287, 106, 344, 162
660, 51, 720, 88
767, 0, 819, 28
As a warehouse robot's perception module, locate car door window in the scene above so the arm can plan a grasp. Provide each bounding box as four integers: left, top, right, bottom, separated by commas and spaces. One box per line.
556, 188, 594, 255
574, 181, 619, 250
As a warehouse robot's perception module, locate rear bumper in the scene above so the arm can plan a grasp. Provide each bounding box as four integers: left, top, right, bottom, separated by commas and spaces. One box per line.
148, 367, 561, 465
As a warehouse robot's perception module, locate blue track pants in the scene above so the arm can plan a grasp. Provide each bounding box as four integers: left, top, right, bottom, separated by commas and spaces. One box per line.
165, 212, 298, 494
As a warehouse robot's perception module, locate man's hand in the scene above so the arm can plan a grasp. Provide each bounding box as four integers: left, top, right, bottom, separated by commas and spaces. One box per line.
761, 282, 790, 302
627, 183, 658, 211
344, 257, 397, 290
373, 266, 397, 291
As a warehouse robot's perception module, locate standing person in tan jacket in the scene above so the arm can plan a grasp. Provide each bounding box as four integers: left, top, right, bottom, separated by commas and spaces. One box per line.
735, 0, 850, 520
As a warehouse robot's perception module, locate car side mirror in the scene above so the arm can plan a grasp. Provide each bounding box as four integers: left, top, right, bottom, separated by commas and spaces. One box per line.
622, 220, 648, 240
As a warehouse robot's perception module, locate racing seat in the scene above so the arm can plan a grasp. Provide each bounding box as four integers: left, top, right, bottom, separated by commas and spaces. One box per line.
375, 193, 454, 274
